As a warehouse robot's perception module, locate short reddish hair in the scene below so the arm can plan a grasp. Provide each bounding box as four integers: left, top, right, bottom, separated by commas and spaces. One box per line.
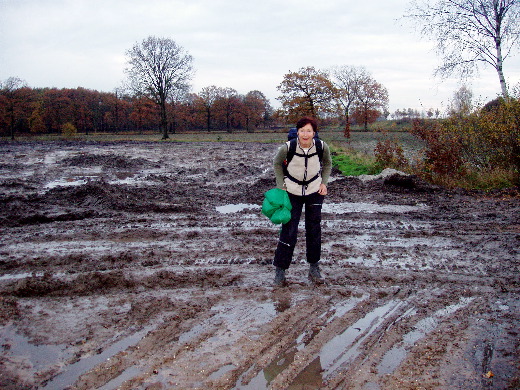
296, 116, 318, 132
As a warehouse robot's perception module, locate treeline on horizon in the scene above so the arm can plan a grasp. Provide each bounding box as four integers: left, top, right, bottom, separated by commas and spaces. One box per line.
0, 82, 426, 138
0, 84, 274, 137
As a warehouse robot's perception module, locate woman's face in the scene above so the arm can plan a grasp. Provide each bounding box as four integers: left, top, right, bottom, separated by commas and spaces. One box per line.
298, 123, 315, 147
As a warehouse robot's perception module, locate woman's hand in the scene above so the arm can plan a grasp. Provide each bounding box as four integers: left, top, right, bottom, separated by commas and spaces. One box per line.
318, 183, 327, 195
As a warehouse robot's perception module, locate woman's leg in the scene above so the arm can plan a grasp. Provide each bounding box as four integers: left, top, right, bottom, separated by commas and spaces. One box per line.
305, 192, 324, 264
273, 193, 303, 270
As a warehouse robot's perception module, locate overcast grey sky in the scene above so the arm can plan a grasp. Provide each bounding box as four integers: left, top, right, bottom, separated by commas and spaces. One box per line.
1, 0, 518, 113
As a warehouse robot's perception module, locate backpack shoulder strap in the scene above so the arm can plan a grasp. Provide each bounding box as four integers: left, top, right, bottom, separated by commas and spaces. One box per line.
286, 138, 323, 164
315, 139, 323, 162
286, 138, 297, 164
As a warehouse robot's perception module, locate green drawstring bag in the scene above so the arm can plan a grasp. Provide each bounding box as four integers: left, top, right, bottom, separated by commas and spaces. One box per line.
261, 188, 292, 224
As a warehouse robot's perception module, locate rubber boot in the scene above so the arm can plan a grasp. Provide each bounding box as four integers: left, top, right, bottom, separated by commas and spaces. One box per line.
308, 263, 324, 284
274, 267, 287, 286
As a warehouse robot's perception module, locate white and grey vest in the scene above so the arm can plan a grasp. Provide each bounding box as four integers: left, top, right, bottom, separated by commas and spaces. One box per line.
283, 140, 323, 196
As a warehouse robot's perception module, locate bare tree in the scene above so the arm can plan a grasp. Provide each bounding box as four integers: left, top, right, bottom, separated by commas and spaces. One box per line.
125, 36, 194, 139
405, 0, 520, 97
354, 77, 389, 131
331, 65, 370, 137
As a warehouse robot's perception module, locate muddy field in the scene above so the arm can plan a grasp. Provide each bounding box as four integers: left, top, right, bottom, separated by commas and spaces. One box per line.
0, 140, 518, 390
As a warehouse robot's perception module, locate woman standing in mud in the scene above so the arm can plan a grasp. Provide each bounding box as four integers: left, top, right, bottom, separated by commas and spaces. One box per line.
272, 116, 332, 286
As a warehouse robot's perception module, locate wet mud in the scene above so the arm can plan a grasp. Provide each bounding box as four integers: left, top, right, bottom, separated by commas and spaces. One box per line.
0, 140, 518, 389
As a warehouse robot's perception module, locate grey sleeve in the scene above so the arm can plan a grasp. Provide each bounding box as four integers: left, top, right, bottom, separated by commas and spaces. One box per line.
321, 142, 332, 185
273, 145, 287, 189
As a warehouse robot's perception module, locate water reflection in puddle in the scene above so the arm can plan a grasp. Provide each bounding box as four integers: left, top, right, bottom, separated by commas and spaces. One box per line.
325, 296, 365, 324
324, 203, 428, 214
4, 239, 177, 258
0, 325, 69, 371
209, 363, 235, 379
43, 325, 155, 389
43, 170, 162, 190
236, 296, 365, 389
238, 349, 323, 390
216, 202, 428, 215
319, 300, 405, 377
377, 296, 474, 375
0, 272, 44, 281
44, 177, 91, 189
216, 204, 260, 214
239, 300, 403, 388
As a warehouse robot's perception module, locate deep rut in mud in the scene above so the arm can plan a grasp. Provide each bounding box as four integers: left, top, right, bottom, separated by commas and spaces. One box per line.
0, 141, 518, 389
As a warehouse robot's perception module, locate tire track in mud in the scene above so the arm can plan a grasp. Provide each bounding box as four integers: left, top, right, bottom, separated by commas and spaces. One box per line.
35, 282, 490, 390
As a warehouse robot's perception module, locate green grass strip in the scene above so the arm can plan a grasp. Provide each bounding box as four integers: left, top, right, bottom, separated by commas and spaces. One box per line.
331, 147, 382, 176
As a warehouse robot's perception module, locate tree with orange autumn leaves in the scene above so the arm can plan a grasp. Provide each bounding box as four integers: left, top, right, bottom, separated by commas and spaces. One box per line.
276, 67, 336, 123
277, 66, 389, 133
191, 86, 270, 132
243, 90, 271, 132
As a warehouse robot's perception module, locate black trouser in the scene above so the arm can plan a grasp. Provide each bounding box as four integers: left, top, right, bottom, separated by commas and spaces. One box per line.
273, 191, 324, 270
